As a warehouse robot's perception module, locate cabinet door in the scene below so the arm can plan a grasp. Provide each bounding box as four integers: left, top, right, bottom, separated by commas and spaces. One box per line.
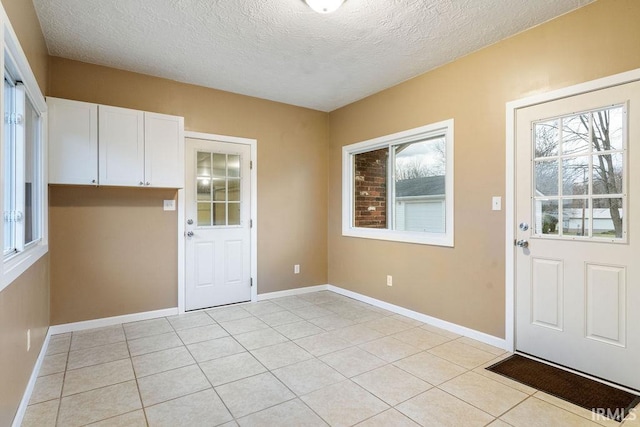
144, 112, 184, 188
99, 105, 144, 186
47, 97, 98, 185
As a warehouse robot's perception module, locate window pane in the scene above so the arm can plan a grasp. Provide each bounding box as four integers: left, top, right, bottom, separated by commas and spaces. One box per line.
353, 148, 387, 228
394, 138, 446, 233
24, 96, 39, 245
212, 154, 226, 177
593, 153, 623, 195
4, 78, 14, 253
593, 198, 623, 238
197, 152, 211, 178
213, 203, 226, 226
562, 114, 590, 155
212, 178, 226, 202
592, 107, 623, 152
197, 202, 211, 226
228, 179, 240, 202
228, 203, 240, 225
535, 199, 559, 235
197, 178, 211, 201
228, 155, 240, 178
534, 159, 558, 196
534, 119, 559, 158
562, 156, 589, 196
562, 199, 590, 237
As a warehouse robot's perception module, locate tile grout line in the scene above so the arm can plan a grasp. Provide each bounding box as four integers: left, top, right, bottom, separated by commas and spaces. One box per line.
124, 321, 150, 427
171, 311, 238, 424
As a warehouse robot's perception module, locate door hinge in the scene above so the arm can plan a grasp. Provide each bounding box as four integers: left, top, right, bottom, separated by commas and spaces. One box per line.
250, 219, 253, 228
250, 160, 253, 170
250, 277, 253, 287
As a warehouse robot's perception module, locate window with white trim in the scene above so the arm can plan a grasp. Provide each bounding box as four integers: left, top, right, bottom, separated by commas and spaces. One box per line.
3, 74, 41, 255
1, 11, 48, 292
342, 119, 454, 246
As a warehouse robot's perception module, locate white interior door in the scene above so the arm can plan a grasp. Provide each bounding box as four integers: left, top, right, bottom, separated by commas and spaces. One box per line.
185, 138, 251, 310
515, 81, 640, 390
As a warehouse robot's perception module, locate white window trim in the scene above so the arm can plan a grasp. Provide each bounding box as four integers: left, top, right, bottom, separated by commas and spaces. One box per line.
0, 6, 48, 293
341, 119, 454, 247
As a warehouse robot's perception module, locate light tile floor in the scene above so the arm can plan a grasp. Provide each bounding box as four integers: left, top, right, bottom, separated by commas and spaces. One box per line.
22, 291, 639, 426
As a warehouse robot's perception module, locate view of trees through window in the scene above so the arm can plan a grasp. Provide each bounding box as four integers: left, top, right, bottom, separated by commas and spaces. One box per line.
533, 105, 624, 239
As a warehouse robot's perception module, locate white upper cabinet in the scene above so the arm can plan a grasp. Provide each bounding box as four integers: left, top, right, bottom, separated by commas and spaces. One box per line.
47, 97, 184, 188
99, 105, 145, 186
144, 112, 184, 188
48, 97, 98, 185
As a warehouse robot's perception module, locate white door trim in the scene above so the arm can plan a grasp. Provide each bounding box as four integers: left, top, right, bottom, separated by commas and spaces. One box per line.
179, 131, 258, 313
504, 68, 640, 351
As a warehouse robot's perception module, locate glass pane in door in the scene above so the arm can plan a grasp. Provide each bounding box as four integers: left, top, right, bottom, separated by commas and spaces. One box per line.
196, 151, 242, 227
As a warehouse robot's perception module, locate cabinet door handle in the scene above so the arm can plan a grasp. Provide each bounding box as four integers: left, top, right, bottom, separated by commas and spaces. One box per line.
139, 181, 144, 186
145, 182, 150, 186
91, 179, 96, 184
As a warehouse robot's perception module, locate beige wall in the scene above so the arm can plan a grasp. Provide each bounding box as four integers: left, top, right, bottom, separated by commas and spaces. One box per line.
0, 0, 49, 424
49, 187, 179, 324
0, 0, 48, 93
48, 57, 329, 323
327, 0, 640, 338
0, 256, 49, 426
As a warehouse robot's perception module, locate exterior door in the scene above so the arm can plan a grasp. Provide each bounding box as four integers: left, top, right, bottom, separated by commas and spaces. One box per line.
515, 80, 640, 390
185, 138, 251, 310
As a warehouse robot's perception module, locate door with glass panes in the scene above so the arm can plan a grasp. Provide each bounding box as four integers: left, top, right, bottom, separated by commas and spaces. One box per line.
185, 138, 251, 310
515, 81, 640, 390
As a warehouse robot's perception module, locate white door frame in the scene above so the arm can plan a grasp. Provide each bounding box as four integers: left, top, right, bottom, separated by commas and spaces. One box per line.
178, 131, 258, 314
504, 68, 640, 351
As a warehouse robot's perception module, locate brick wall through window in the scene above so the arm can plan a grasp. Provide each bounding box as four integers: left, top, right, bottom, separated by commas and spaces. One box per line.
354, 148, 387, 228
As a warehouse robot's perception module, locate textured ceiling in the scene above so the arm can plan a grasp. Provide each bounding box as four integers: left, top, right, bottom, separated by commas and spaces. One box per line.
32, 0, 593, 112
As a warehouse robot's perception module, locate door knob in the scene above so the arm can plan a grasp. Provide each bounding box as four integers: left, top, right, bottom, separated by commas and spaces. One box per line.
186, 231, 194, 237
515, 239, 529, 248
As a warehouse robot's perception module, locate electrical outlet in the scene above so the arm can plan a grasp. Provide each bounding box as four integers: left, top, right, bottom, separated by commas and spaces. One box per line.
27, 329, 31, 352
386, 275, 393, 287
294, 264, 300, 274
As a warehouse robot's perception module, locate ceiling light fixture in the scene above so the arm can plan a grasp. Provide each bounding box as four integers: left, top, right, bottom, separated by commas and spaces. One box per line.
304, 0, 345, 14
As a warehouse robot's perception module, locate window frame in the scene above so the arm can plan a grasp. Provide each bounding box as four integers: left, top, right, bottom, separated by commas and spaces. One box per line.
342, 119, 454, 247
0, 9, 48, 292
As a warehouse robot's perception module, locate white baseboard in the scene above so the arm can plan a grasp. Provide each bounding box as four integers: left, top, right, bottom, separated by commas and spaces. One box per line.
257, 284, 329, 301
48, 307, 179, 335
326, 285, 508, 350
12, 331, 51, 427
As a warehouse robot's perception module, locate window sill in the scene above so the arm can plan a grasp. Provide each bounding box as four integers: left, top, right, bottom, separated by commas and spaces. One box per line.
342, 227, 454, 247
1, 243, 48, 293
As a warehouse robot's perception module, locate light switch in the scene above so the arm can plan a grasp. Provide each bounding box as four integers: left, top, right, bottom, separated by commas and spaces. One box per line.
492, 196, 502, 211
163, 200, 176, 211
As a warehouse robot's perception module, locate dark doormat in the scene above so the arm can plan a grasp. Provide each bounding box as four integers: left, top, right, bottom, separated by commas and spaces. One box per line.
486, 354, 640, 422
